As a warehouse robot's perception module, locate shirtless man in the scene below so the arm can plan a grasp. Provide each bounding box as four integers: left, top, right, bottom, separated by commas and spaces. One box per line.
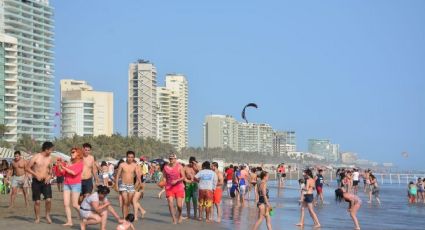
296, 169, 321, 228
115, 151, 141, 218
184, 156, 200, 219
8, 151, 28, 208
80, 143, 99, 202
163, 153, 186, 224
212, 162, 224, 222
25, 142, 54, 224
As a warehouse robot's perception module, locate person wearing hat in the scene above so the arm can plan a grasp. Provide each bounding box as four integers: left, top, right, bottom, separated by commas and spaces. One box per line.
163, 153, 186, 224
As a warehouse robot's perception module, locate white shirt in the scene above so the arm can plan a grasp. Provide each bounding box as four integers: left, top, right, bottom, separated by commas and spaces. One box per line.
353, 172, 360, 181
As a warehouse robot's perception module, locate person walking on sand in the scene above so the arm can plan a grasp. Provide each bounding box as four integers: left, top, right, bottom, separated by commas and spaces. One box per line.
114, 151, 141, 218
25, 142, 54, 224
8, 151, 28, 208
61, 147, 84, 227
163, 153, 186, 224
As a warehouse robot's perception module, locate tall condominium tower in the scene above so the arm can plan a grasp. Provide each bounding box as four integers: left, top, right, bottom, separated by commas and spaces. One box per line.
128, 60, 157, 138
0, 34, 18, 142
60, 79, 113, 138
0, 0, 54, 142
157, 74, 188, 150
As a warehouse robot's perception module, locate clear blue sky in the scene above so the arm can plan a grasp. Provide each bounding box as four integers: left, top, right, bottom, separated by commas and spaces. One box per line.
52, 0, 425, 169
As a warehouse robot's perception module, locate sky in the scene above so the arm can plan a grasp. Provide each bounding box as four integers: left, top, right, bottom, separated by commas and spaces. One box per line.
51, 0, 425, 169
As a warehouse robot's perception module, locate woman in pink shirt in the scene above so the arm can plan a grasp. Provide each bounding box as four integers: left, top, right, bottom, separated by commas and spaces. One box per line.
60, 147, 84, 226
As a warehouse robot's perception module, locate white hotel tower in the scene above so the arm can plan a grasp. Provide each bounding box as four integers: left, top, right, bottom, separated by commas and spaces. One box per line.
0, 0, 55, 142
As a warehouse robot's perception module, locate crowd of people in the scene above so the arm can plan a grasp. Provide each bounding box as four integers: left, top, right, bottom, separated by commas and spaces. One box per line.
1, 141, 423, 230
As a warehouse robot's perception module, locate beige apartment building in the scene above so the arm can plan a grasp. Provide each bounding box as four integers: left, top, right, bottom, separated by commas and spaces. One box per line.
60, 79, 113, 137
157, 74, 188, 150
204, 114, 273, 154
127, 60, 157, 138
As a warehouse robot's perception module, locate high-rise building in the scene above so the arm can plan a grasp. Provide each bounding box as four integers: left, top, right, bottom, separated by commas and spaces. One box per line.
237, 123, 273, 153
0, 0, 55, 142
273, 131, 296, 156
203, 115, 273, 154
127, 60, 157, 138
157, 74, 188, 150
60, 79, 113, 138
308, 139, 339, 162
0, 34, 17, 142
203, 115, 238, 150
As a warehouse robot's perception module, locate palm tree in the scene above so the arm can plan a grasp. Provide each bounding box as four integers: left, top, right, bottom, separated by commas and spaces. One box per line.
0, 124, 8, 140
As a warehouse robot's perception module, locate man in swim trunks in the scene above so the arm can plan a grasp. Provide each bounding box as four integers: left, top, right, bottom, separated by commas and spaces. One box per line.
184, 156, 199, 219
8, 151, 28, 208
25, 142, 54, 224
314, 169, 326, 204
163, 153, 186, 224
115, 151, 141, 218
194, 161, 217, 222
80, 143, 99, 202
212, 161, 223, 222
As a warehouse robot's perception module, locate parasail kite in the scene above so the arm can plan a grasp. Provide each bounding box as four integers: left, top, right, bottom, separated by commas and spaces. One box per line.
401, 151, 409, 158
241, 103, 258, 123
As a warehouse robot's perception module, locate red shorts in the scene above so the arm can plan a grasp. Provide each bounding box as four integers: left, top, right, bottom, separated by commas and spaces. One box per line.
317, 186, 323, 194
213, 188, 222, 204
166, 186, 185, 199
199, 189, 214, 208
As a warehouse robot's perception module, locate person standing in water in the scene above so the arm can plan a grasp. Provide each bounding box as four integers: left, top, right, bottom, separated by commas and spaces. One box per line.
335, 187, 361, 230
252, 171, 272, 230
296, 169, 321, 228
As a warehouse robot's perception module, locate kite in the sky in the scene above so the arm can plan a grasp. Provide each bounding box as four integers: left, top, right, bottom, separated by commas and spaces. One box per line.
241, 103, 258, 123
401, 151, 409, 158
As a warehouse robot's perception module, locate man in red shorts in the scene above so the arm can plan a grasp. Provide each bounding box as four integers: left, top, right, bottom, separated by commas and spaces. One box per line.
194, 161, 217, 222
163, 153, 186, 224
212, 162, 223, 222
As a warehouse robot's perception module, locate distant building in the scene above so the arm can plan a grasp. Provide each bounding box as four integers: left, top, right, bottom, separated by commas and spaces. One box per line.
157, 74, 188, 151
203, 115, 273, 154
308, 139, 339, 162
273, 131, 296, 156
60, 80, 113, 137
203, 115, 238, 150
238, 123, 273, 153
128, 60, 157, 138
341, 152, 358, 164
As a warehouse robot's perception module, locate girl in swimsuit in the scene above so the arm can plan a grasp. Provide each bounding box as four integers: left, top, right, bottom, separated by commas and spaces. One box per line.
252, 171, 272, 230
335, 187, 361, 230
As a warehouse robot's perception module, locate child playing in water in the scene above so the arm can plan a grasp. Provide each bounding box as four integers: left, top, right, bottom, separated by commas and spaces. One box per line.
298, 178, 306, 204
116, 213, 135, 230
408, 181, 417, 204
